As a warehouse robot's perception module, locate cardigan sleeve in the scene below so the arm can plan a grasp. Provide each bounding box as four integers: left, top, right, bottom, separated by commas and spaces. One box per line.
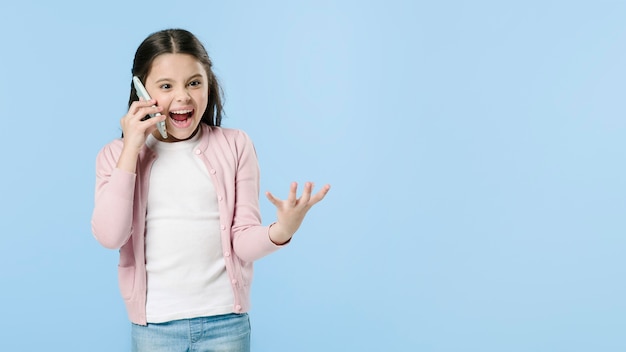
229, 130, 285, 262
91, 140, 137, 249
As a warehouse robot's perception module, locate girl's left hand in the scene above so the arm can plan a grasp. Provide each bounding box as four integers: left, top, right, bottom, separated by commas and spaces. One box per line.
266, 182, 331, 245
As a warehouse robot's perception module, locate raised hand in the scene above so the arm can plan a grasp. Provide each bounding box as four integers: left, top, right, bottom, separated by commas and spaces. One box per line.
116, 99, 166, 173
265, 182, 331, 245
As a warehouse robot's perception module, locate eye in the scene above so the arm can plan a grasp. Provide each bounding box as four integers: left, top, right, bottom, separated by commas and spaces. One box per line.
189, 80, 202, 87
160, 83, 171, 89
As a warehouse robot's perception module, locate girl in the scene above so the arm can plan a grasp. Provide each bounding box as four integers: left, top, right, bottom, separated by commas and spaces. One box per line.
91, 28, 330, 352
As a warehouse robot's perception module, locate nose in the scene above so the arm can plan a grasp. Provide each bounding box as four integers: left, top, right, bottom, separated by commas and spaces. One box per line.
175, 87, 191, 102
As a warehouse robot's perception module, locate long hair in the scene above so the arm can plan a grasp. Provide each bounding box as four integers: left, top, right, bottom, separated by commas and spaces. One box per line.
128, 29, 223, 127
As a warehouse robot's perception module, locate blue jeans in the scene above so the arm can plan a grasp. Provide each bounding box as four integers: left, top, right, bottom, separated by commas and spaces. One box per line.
131, 313, 251, 352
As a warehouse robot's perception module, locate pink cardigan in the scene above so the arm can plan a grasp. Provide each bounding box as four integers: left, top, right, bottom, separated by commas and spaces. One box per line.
91, 125, 284, 325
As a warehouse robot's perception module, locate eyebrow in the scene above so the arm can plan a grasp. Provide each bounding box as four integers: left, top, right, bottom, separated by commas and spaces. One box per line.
154, 73, 204, 84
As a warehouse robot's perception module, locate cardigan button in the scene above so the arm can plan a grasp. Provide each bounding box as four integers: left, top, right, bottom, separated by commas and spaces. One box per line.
224, 252, 230, 257
235, 305, 242, 312
210, 169, 216, 174
195, 149, 201, 155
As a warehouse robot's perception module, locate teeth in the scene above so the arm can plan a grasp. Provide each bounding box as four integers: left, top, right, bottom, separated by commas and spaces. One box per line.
171, 109, 192, 114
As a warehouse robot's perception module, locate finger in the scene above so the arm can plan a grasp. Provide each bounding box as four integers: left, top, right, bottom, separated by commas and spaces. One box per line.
131, 99, 160, 115
129, 98, 157, 113
140, 112, 166, 127
123, 104, 158, 125
309, 184, 331, 204
265, 191, 281, 207
137, 106, 163, 121
287, 182, 298, 206
299, 182, 313, 204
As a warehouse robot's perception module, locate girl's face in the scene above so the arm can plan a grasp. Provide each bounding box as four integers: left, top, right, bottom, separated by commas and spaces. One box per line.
144, 53, 209, 142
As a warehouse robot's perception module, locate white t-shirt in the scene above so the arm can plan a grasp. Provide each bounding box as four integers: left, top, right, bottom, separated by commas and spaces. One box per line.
144, 130, 234, 323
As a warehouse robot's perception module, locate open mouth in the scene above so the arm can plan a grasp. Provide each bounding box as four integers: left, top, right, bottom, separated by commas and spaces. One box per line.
169, 109, 194, 128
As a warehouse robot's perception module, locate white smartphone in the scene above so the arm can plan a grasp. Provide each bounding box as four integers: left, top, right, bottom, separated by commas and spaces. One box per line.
132, 76, 167, 139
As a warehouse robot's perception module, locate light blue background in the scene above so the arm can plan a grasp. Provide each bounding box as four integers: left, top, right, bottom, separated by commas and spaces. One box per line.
1, 1, 624, 351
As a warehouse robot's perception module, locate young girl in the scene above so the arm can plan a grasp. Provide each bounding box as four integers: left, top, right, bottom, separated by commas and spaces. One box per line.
91, 28, 330, 352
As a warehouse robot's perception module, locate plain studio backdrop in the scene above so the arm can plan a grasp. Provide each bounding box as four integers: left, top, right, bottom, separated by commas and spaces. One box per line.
1, 1, 624, 351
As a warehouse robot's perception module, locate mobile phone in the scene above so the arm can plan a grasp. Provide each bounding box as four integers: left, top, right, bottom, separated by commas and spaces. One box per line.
132, 76, 167, 139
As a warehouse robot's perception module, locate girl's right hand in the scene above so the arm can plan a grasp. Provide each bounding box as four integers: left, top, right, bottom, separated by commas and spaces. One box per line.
116, 99, 166, 173
120, 99, 166, 153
